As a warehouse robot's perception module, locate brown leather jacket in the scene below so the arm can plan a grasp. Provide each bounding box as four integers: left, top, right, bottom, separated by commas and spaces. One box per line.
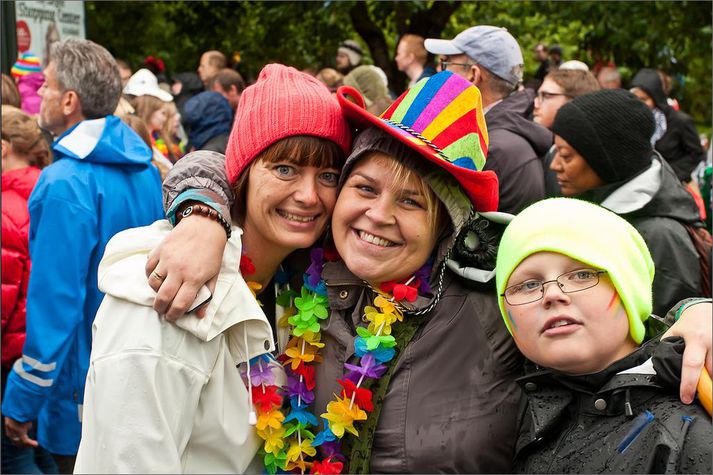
315, 259, 523, 473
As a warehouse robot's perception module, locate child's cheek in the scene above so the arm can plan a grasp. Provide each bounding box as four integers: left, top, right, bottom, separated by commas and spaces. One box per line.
506, 309, 526, 346
605, 291, 624, 316
506, 309, 519, 333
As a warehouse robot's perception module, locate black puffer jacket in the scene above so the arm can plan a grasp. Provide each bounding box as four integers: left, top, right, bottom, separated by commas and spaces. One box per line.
514, 337, 712, 474
484, 89, 553, 214
630, 69, 705, 181
583, 155, 704, 317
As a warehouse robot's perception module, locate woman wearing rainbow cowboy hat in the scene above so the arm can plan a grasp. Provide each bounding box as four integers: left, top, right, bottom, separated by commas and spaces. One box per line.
145, 71, 711, 473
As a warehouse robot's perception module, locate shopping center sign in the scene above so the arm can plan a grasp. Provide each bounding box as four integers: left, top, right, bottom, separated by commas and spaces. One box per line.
15, 0, 85, 67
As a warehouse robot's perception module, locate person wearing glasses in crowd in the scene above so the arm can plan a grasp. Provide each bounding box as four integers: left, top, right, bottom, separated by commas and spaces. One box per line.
497, 197, 712, 473
425, 25, 552, 214
532, 68, 600, 196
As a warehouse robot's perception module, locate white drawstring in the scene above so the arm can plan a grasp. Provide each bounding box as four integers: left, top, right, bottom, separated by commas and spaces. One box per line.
244, 324, 257, 425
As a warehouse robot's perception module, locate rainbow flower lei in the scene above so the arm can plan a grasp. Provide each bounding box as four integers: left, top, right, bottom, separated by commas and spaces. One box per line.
241, 249, 429, 474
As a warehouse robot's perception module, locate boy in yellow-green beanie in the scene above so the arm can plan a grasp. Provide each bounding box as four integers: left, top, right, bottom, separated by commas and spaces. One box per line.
496, 198, 711, 473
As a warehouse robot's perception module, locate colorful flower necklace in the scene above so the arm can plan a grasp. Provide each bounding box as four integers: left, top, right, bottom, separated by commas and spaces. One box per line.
240, 249, 429, 474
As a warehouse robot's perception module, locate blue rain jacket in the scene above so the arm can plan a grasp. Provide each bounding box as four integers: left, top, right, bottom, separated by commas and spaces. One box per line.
183, 91, 233, 149
1, 115, 164, 455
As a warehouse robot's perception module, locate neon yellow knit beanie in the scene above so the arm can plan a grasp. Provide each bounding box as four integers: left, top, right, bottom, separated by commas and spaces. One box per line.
496, 198, 655, 344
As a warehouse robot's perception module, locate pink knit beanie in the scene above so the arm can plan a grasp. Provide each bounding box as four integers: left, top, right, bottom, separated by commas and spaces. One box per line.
225, 64, 352, 184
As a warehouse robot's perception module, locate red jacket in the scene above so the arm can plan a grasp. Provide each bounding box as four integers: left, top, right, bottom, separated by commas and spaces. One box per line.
2, 166, 41, 370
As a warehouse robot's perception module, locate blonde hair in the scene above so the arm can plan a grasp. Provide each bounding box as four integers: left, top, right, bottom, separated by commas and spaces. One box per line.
118, 113, 170, 180
204, 50, 227, 69
2, 106, 50, 168
131, 95, 165, 131
546, 69, 600, 98
159, 101, 180, 159
118, 113, 151, 147
131, 95, 179, 160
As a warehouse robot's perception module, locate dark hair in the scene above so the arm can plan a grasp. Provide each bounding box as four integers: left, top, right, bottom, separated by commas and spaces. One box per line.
231, 135, 345, 222
211, 68, 246, 94
481, 67, 516, 98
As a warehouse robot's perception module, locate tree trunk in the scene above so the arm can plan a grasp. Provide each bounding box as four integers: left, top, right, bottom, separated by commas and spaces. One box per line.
350, 1, 462, 96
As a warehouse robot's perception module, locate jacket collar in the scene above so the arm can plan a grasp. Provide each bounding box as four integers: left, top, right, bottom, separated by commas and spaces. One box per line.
582, 153, 701, 224
599, 157, 662, 214
515, 341, 663, 454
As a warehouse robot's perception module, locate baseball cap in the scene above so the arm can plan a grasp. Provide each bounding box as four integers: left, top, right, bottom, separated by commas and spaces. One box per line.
425, 25, 524, 86
123, 68, 173, 102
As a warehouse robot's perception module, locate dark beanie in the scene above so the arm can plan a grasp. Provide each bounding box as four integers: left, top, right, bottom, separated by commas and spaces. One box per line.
552, 89, 655, 184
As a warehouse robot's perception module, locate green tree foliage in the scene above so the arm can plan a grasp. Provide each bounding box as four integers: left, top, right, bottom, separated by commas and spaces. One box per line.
447, 1, 711, 128
86, 1, 710, 127
86, 1, 355, 82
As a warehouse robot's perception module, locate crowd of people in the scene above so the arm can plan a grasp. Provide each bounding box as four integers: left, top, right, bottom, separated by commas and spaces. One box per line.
1, 22, 712, 475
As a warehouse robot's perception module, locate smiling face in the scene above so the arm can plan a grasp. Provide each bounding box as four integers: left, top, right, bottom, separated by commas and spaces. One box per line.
550, 135, 605, 196
504, 252, 637, 375
238, 137, 343, 258
241, 158, 340, 256
332, 152, 442, 286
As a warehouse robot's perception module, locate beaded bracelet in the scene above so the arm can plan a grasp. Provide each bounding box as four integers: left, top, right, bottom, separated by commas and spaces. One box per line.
179, 204, 232, 239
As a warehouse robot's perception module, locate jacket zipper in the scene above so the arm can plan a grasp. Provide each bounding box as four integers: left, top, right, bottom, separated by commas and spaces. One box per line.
546, 410, 578, 472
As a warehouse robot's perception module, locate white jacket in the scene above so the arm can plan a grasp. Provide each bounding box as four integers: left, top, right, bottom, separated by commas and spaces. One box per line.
75, 220, 279, 474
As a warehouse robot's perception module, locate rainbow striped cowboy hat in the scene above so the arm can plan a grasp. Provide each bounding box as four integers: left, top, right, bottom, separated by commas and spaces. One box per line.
336, 70, 499, 212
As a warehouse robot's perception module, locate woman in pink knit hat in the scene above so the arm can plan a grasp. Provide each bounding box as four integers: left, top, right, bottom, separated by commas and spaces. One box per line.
75, 64, 351, 473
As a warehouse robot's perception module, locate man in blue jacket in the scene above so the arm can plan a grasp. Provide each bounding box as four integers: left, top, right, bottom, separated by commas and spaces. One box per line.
2, 38, 163, 473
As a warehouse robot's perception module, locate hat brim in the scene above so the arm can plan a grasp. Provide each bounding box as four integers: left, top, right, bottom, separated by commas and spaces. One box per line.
336, 85, 499, 212
123, 85, 173, 102
424, 38, 463, 56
